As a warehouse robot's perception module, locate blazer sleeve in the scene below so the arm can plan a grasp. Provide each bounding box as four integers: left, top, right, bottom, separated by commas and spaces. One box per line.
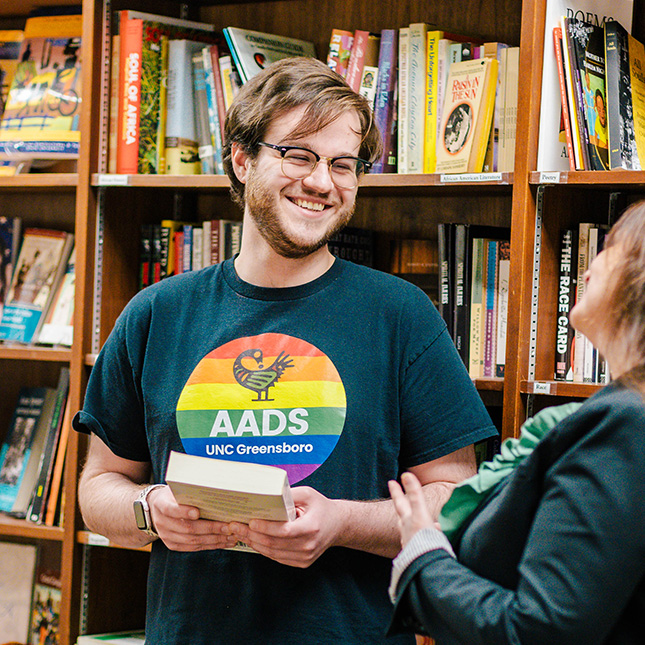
389, 391, 645, 645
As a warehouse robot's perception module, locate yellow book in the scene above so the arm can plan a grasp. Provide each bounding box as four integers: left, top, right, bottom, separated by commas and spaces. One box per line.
0, 30, 24, 110
423, 30, 444, 173
436, 57, 498, 174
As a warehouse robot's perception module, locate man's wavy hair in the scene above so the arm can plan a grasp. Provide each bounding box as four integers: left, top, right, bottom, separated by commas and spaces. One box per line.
223, 56, 383, 208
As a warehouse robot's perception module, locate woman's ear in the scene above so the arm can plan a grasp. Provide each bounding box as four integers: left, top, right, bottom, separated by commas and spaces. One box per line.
231, 142, 250, 184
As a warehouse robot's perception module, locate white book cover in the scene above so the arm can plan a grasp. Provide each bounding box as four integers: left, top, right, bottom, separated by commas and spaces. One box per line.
536, 0, 633, 171
223, 27, 316, 84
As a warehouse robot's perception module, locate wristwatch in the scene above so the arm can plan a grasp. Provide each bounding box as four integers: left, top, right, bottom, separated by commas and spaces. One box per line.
133, 484, 165, 538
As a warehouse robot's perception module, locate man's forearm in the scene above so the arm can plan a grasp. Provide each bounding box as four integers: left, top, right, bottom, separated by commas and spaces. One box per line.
78, 471, 152, 548
333, 482, 456, 559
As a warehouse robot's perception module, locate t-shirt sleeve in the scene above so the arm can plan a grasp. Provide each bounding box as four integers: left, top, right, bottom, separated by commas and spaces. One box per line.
398, 296, 497, 467
72, 293, 152, 462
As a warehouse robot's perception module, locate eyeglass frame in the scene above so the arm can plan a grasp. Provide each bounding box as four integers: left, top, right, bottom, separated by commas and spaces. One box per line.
257, 141, 372, 188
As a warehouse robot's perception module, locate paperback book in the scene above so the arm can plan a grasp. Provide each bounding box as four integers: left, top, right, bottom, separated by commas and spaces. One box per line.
0, 7, 82, 159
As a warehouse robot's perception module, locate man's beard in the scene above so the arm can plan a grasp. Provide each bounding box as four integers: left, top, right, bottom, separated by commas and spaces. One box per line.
244, 167, 355, 259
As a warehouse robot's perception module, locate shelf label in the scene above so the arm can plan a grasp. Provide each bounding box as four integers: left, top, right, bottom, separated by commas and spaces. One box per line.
440, 172, 503, 183
538, 172, 561, 184
86, 532, 111, 546
532, 381, 552, 394
97, 173, 130, 186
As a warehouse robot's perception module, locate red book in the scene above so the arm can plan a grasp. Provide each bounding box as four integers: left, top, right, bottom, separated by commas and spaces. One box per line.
116, 17, 143, 174
345, 30, 370, 92
553, 26, 576, 171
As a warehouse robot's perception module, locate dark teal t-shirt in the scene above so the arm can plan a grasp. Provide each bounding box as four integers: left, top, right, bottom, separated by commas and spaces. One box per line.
74, 258, 496, 644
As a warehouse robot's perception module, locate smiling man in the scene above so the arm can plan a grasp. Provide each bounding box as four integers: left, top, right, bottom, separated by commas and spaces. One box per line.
74, 57, 497, 644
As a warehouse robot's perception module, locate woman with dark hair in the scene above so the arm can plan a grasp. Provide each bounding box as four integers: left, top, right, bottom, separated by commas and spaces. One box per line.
388, 202, 645, 644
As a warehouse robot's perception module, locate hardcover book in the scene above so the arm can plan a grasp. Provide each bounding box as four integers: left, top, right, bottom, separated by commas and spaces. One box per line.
115, 10, 216, 174
223, 27, 316, 84
0, 228, 74, 344
435, 57, 498, 174
605, 20, 645, 169
0, 386, 55, 516
0, 7, 82, 159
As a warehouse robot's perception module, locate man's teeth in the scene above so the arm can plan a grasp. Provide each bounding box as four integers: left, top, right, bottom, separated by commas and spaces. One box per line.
294, 198, 325, 211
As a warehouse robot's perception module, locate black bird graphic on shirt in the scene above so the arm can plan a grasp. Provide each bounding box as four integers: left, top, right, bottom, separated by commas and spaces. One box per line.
233, 348, 294, 401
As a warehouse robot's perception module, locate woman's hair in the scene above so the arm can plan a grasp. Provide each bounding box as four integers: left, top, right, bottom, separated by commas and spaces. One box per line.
222, 56, 383, 208
603, 201, 645, 391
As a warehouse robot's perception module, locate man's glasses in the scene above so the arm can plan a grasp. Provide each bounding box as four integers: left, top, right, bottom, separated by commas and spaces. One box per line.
258, 142, 372, 189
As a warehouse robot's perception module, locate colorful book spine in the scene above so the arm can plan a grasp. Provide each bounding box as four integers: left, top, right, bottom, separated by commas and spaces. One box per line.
495, 240, 510, 377
483, 239, 498, 377
397, 27, 410, 173
371, 29, 398, 173
345, 30, 369, 92
423, 30, 444, 173
201, 47, 224, 174
327, 28, 353, 78
407, 23, 429, 173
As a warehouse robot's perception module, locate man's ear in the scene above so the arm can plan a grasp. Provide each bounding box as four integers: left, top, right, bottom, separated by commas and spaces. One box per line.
231, 142, 251, 184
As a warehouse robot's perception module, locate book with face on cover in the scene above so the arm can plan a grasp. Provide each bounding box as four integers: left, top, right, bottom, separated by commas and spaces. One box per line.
222, 27, 316, 84
435, 57, 498, 174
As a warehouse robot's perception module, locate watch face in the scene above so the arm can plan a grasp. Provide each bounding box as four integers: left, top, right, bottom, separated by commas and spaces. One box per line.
133, 501, 147, 530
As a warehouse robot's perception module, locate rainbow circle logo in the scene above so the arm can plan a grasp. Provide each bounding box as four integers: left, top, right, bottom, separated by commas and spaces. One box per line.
176, 333, 347, 484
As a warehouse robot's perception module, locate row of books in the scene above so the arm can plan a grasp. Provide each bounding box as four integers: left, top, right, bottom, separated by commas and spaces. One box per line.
437, 223, 511, 378
554, 222, 610, 384
0, 366, 71, 527
111, 10, 315, 176
0, 220, 75, 346
0, 541, 61, 645
0, 6, 83, 166
326, 24, 521, 174
139, 219, 242, 288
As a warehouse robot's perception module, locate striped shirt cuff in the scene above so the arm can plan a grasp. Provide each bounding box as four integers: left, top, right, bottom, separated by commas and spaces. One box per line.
389, 527, 456, 603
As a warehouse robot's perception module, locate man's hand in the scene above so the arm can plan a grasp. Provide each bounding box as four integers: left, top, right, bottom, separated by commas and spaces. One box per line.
389, 472, 439, 548
224, 486, 346, 568
148, 485, 241, 552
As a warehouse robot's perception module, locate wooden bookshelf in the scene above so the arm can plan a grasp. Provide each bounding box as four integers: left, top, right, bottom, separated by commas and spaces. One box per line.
1, 0, 637, 641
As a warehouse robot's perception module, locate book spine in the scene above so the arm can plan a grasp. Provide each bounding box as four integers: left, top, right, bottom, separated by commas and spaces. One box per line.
553, 26, 576, 171
437, 222, 454, 338
560, 17, 583, 169
157, 34, 169, 175
192, 53, 216, 175
573, 222, 592, 382
28, 367, 70, 523
108, 27, 120, 174
372, 29, 398, 173
183, 224, 193, 272
201, 47, 224, 174
408, 23, 428, 173
397, 27, 410, 174
116, 16, 143, 174
208, 44, 227, 142
423, 30, 443, 173
346, 30, 368, 92
452, 223, 469, 364
495, 240, 510, 377
483, 239, 498, 377
468, 236, 484, 378
210, 219, 220, 264
553, 228, 576, 381
139, 224, 152, 289
326, 29, 353, 78
583, 226, 599, 383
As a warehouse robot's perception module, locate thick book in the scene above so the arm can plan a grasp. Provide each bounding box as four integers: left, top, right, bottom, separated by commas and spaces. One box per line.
0, 228, 74, 344
115, 10, 216, 174
436, 57, 498, 174
0, 386, 56, 516
27, 367, 70, 523
223, 27, 316, 84
371, 29, 398, 173
0, 7, 82, 159
165, 39, 203, 175
554, 227, 578, 380
166, 451, 296, 542
605, 20, 645, 169
326, 28, 353, 78
536, 0, 633, 171
37, 245, 75, 346
500, 45, 520, 172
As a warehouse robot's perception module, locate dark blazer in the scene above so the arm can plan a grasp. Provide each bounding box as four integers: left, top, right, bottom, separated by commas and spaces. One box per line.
389, 382, 645, 644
